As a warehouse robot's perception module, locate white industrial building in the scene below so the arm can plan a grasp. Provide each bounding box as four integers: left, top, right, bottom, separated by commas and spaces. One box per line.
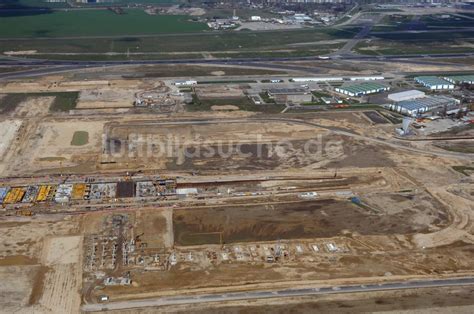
321, 97, 343, 104
349, 76, 384, 81
176, 188, 198, 196
174, 80, 197, 86
414, 76, 454, 90
388, 96, 460, 117
292, 76, 383, 83
292, 77, 343, 82
388, 90, 425, 102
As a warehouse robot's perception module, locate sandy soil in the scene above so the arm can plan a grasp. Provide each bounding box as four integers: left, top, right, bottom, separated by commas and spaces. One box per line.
211, 105, 240, 111
77, 89, 136, 109
0, 119, 21, 158
134, 208, 174, 249
195, 85, 245, 99
1, 77, 143, 93
0, 266, 40, 311
0, 216, 81, 314
42, 236, 82, 265
7, 120, 104, 175
13, 97, 54, 118
38, 236, 83, 314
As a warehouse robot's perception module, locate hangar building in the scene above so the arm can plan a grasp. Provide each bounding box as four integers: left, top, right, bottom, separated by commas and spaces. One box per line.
388, 95, 459, 116
388, 90, 425, 102
335, 82, 389, 97
414, 76, 454, 90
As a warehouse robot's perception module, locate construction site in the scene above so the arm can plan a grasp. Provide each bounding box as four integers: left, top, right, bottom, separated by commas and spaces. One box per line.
0, 64, 473, 314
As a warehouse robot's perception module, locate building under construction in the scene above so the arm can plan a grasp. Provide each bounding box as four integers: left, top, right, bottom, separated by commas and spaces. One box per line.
0, 177, 177, 207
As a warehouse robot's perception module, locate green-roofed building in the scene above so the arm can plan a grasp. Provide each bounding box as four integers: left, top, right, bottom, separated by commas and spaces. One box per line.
335, 82, 390, 97
443, 75, 474, 85
414, 76, 454, 90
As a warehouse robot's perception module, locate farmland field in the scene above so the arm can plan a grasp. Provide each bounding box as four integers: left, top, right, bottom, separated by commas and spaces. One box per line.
0, 27, 359, 59
1, 0, 178, 9
0, 92, 78, 113
0, 9, 208, 38
356, 30, 474, 55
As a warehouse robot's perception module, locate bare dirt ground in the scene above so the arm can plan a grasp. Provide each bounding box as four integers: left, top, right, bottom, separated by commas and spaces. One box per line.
13, 96, 54, 118
195, 85, 245, 99
0, 76, 143, 93
0, 105, 373, 176
134, 208, 174, 249
173, 194, 447, 246
0, 216, 82, 314
278, 57, 474, 75
0, 72, 473, 313
39, 235, 83, 314
77, 89, 136, 109
211, 105, 240, 111
5, 119, 104, 176
104, 120, 351, 172
0, 119, 21, 159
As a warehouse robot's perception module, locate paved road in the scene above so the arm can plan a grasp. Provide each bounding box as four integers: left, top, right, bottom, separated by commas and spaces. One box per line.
82, 276, 474, 312
1, 52, 473, 80
333, 12, 385, 57
371, 26, 474, 35
1, 52, 473, 67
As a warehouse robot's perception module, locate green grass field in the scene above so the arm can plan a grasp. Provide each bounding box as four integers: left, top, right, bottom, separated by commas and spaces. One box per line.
452, 166, 474, 176
0, 92, 78, 113
187, 94, 285, 113
0, 27, 358, 58
0, 94, 28, 114
420, 15, 474, 29
49, 92, 79, 112
356, 30, 474, 55
0, 9, 207, 38
71, 131, 89, 146
2, 0, 179, 9
1, 0, 69, 9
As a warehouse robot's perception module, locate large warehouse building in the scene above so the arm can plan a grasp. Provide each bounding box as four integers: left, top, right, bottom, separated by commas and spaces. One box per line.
335, 82, 389, 97
292, 77, 343, 82
388, 90, 425, 102
174, 80, 197, 86
349, 76, 384, 81
414, 76, 454, 90
388, 95, 460, 116
443, 75, 474, 85
267, 88, 313, 104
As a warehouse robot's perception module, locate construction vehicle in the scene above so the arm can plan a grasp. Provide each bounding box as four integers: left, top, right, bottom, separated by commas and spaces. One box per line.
16, 209, 33, 216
